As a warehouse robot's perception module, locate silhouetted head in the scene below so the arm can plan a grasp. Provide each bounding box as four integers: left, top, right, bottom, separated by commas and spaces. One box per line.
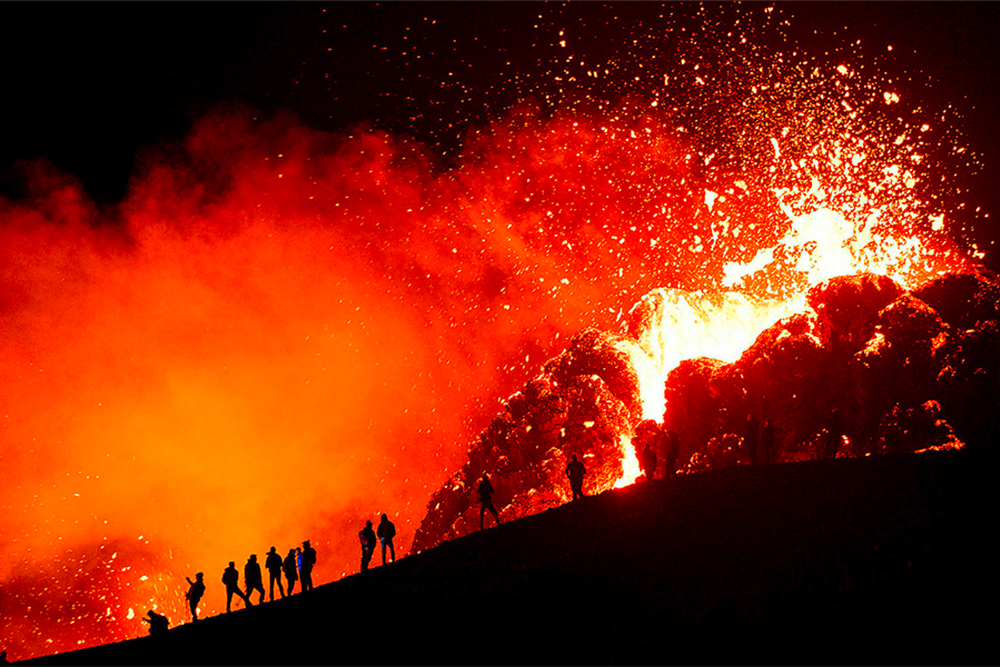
196, 572, 203, 580
571, 454, 578, 461
249, 554, 257, 562
381, 513, 388, 522
303, 540, 310, 548
228, 561, 235, 567
288, 548, 295, 556
365, 520, 372, 528
269, 546, 277, 554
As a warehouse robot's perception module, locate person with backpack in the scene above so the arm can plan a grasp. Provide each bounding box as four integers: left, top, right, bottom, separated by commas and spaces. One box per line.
244, 554, 265, 605
142, 609, 169, 636
300, 540, 317, 592
377, 513, 396, 565
359, 520, 377, 572
283, 547, 299, 595
478, 473, 500, 529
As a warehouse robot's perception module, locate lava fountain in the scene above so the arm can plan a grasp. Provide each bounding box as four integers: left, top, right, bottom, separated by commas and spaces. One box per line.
411, 41, 978, 548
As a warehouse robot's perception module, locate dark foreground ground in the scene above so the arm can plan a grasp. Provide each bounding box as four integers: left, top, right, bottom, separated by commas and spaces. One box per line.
22, 449, 995, 665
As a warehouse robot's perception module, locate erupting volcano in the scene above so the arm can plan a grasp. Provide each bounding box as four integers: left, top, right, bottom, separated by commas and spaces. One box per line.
0, 3, 997, 661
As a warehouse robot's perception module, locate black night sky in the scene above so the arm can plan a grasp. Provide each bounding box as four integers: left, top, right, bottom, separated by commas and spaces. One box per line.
2, 3, 999, 249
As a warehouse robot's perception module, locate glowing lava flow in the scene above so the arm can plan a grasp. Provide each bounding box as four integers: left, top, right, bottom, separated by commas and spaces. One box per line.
612, 198, 968, 487
613, 288, 799, 486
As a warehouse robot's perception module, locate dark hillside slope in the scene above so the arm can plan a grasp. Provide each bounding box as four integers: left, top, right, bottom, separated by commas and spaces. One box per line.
24, 450, 994, 665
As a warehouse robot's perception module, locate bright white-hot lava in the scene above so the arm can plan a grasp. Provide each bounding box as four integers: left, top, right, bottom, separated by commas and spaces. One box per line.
612, 194, 970, 486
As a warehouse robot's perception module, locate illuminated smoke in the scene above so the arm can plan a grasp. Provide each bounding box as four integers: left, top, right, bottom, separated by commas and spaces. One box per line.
409, 12, 982, 551
0, 5, 986, 660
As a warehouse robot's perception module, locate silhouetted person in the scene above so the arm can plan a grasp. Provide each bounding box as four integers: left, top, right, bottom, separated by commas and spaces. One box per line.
744, 414, 760, 465
664, 429, 680, 476
265, 546, 285, 601
223, 561, 252, 612
565, 454, 586, 500
761, 420, 775, 464
300, 540, 317, 591
824, 408, 843, 459
478, 473, 500, 528
185, 572, 205, 622
142, 609, 169, 636
245, 554, 265, 605
640, 443, 657, 481
0, 650, 8, 665
359, 520, 377, 572
283, 548, 299, 595
377, 513, 396, 565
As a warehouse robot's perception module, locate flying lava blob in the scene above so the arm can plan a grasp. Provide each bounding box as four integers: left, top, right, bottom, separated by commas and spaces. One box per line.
0, 5, 990, 661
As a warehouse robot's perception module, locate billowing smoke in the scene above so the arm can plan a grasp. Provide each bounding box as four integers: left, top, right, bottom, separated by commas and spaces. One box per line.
0, 103, 754, 657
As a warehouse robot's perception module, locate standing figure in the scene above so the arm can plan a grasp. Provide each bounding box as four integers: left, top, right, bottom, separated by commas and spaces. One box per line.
640, 443, 657, 481
377, 513, 396, 565
359, 520, 377, 572
664, 429, 680, 477
265, 546, 285, 601
565, 454, 586, 500
300, 540, 317, 591
222, 561, 252, 613
283, 548, 299, 595
478, 473, 500, 529
244, 554, 265, 605
185, 572, 206, 622
142, 609, 169, 636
